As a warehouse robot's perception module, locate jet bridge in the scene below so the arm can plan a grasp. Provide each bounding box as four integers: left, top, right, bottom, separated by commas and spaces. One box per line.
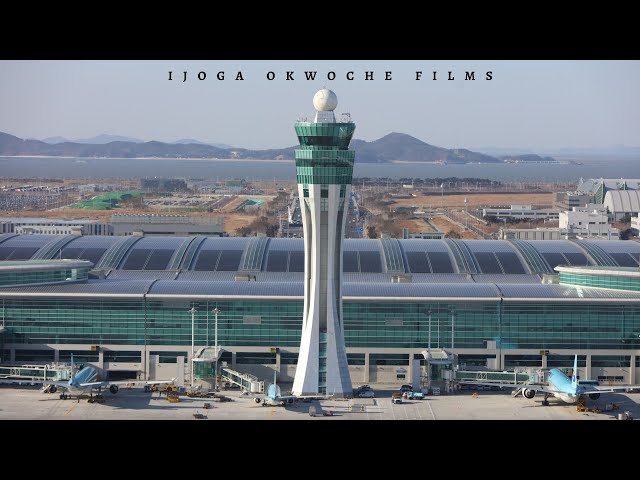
220, 367, 264, 393
455, 370, 533, 383
455, 368, 546, 385
0, 363, 71, 383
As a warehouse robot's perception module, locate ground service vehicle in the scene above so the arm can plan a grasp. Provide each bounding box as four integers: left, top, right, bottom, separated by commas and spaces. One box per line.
404, 391, 424, 400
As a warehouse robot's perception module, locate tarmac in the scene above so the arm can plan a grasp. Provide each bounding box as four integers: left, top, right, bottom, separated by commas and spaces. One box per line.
1, 385, 638, 420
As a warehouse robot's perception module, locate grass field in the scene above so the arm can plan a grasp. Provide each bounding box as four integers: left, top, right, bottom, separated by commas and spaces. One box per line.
393, 218, 437, 233
223, 214, 255, 233
69, 191, 143, 210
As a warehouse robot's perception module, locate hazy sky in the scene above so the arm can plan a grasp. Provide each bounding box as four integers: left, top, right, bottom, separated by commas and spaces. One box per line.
0, 60, 639, 150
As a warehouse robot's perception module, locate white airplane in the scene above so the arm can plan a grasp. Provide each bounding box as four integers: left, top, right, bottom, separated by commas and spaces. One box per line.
8, 354, 175, 400
460, 355, 640, 405
254, 371, 333, 406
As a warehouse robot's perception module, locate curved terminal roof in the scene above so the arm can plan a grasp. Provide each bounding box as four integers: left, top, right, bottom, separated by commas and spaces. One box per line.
604, 190, 640, 213
2, 236, 640, 276
577, 178, 640, 194
3, 236, 640, 302
3, 279, 638, 302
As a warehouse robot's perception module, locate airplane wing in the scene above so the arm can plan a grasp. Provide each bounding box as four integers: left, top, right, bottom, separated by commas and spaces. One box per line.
45, 381, 73, 388
106, 379, 175, 386
585, 385, 640, 394
0, 379, 69, 388
274, 395, 297, 401
283, 394, 334, 401
459, 381, 559, 394
265, 393, 333, 402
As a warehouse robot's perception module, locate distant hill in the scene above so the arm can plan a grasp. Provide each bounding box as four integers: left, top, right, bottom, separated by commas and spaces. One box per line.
172, 139, 233, 149
41, 136, 70, 144
351, 133, 500, 164
0, 132, 231, 158
41, 134, 144, 145
235, 132, 502, 163
73, 134, 144, 144
40, 135, 232, 149
0, 131, 552, 164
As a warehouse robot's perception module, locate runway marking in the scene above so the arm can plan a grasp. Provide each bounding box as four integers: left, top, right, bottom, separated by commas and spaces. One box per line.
64, 402, 78, 416
415, 400, 423, 420
426, 399, 437, 420
50, 395, 71, 417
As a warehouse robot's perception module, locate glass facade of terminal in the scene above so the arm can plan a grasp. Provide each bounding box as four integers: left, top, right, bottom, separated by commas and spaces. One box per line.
559, 272, 640, 292
2, 297, 639, 351
0, 267, 88, 287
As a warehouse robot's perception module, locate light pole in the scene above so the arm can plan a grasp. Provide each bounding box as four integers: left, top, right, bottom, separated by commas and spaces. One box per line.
464, 198, 468, 230
451, 310, 455, 349
212, 307, 220, 391
189, 306, 197, 387
427, 310, 432, 351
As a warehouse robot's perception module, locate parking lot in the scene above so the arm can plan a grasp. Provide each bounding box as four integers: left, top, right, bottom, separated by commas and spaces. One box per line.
1, 385, 638, 420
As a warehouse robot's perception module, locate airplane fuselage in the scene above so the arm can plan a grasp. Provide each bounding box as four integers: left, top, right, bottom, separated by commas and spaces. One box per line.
262, 397, 288, 406
63, 366, 101, 395
545, 368, 586, 404
553, 392, 579, 404
465, 355, 633, 405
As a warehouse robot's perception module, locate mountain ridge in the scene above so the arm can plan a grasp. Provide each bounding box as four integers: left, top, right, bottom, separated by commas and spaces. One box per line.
0, 131, 554, 164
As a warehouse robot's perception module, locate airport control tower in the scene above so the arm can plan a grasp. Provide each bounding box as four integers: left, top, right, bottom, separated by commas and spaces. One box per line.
292, 88, 355, 397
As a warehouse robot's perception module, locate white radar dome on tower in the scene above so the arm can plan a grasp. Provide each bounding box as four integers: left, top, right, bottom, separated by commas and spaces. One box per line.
313, 88, 338, 111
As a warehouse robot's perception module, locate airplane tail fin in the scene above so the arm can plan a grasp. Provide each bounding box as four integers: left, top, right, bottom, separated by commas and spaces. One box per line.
571, 354, 578, 388
70, 353, 75, 383
273, 370, 277, 388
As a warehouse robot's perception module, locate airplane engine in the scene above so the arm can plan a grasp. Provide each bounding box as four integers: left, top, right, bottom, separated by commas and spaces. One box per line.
287, 398, 294, 404
109, 385, 119, 394
254, 398, 261, 404
49, 385, 57, 393
589, 393, 600, 400
523, 389, 536, 399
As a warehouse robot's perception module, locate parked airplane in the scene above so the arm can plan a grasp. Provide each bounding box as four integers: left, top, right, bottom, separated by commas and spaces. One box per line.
254, 372, 333, 406
461, 355, 639, 405
25, 355, 175, 400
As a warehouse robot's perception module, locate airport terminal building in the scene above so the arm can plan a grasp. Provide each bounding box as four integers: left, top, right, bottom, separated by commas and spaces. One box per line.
1, 233, 639, 386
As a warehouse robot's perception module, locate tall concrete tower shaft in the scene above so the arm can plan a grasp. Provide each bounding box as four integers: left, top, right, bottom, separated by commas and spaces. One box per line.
292, 89, 355, 396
